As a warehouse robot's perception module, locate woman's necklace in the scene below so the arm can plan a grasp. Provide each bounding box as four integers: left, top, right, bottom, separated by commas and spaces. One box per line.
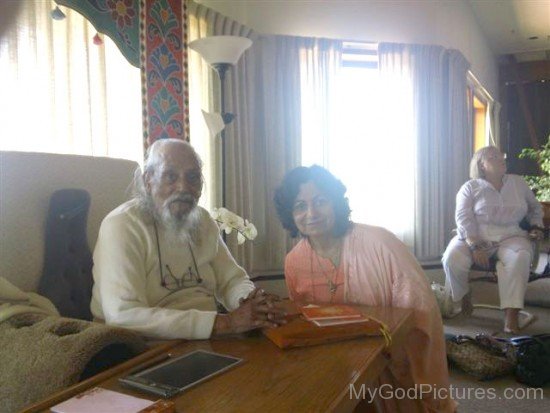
309, 239, 342, 300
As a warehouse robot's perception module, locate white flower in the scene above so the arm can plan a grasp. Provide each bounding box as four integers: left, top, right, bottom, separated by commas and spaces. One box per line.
217, 208, 244, 228
210, 208, 257, 244
242, 222, 257, 240
237, 231, 246, 245
211, 208, 221, 220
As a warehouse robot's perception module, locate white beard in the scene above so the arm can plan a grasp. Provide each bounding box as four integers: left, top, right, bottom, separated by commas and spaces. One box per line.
135, 188, 203, 245
159, 204, 202, 245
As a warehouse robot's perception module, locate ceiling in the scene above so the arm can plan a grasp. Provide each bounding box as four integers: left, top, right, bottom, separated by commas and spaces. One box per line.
469, 0, 550, 62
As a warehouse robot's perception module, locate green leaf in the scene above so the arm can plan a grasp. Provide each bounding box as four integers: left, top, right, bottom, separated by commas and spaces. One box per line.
520, 135, 550, 201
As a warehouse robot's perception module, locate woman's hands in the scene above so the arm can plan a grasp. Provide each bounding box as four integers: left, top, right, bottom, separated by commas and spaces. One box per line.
528, 227, 544, 241
468, 227, 543, 269
467, 237, 492, 269
465, 224, 544, 271
212, 288, 287, 336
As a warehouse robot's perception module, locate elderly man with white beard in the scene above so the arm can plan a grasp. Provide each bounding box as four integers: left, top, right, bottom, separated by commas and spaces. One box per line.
91, 139, 285, 339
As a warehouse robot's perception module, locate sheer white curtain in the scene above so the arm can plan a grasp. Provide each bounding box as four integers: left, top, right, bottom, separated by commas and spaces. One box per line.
379, 44, 471, 262
247, 35, 303, 273
300, 40, 416, 245
189, 3, 303, 275
339, 54, 414, 244
188, 2, 218, 211
300, 38, 342, 168
0, 1, 142, 163
443, 50, 472, 253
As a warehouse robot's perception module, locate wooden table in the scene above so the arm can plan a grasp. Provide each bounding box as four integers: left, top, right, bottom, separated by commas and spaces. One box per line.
28, 306, 412, 413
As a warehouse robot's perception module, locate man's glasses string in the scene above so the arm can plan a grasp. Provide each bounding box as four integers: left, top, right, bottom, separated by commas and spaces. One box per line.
153, 221, 202, 291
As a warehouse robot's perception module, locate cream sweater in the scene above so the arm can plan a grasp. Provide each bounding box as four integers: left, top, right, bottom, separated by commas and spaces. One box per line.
90, 200, 254, 340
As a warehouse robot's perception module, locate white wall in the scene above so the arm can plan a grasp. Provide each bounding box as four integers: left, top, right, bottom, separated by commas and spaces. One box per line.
198, 0, 498, 98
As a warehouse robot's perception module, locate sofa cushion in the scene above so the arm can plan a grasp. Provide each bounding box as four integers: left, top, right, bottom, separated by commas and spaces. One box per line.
39, 189, 94, 320
0, 151, 138, 293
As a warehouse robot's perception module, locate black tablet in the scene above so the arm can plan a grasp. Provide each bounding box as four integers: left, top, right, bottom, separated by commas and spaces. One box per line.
119, 350, 243, 398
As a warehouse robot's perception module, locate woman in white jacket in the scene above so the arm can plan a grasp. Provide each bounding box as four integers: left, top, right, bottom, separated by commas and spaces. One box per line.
442, 146, 543, 333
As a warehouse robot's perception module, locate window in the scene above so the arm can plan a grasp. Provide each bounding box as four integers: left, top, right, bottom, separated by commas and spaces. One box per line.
300, 42, 415, 242
0, 1, 143, 163
472, 94, 487, 151
467, 71, 495, 153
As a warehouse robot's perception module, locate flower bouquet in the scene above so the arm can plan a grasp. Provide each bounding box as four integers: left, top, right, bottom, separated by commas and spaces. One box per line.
211, 207, 257, 244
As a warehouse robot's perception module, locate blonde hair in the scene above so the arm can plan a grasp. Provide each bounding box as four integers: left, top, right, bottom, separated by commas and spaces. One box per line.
469, 146, 501, 179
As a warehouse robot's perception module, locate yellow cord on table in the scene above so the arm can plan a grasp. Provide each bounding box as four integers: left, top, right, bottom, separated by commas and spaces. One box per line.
368, 316, 392, 347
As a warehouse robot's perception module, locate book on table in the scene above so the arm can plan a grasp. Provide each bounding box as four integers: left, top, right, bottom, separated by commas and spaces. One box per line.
301, 304, 369, 327
50, 387, 174, 413
263, 302, 390, 349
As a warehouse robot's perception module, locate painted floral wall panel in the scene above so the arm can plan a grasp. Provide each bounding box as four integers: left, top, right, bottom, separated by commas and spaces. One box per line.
57, 0, 140, 67
56, 0, 189, 147
142, 0, 189, 144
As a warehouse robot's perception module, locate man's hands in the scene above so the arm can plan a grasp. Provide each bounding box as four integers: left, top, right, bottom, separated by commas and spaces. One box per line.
212, 288, 287, 336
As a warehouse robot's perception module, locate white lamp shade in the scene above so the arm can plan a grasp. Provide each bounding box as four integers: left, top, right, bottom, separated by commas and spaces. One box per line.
189, 35, 252, 65
202, 110, 226, 136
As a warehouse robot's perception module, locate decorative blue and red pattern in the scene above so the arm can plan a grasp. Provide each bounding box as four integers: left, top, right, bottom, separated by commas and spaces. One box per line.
142, 0, 189, 146
57, 0, 140, 67
146, 1, 182, 140
57, 0, 190, 149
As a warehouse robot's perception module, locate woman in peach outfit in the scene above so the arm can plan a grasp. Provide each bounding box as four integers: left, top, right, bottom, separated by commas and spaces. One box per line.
274, 165, 456, 413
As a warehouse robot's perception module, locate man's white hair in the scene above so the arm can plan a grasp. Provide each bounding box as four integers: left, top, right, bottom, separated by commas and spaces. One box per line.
133, 139, 203, 201
143, 138, 203, 177
132, 139, 204, 243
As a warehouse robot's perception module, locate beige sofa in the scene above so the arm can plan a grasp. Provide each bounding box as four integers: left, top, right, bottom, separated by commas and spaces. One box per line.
0, 151, 148, 412
1, 150, 138, 293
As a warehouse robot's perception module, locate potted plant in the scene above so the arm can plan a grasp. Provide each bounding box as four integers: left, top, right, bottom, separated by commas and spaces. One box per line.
519, 135, 550, 226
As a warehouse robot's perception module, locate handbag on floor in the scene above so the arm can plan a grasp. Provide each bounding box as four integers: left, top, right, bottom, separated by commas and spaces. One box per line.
507, 334, 550, 387
446, 333, 550, 386
445, 334, 516, 380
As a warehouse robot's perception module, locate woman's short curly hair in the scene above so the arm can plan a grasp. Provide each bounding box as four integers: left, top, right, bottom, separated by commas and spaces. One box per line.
274, 165, 352, 238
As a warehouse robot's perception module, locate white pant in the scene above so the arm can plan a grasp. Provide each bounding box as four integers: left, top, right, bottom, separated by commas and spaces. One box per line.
442, 236, 532, 309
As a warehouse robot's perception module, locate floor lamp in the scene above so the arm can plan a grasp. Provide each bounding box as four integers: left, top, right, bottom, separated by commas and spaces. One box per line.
188, 35, 252, 208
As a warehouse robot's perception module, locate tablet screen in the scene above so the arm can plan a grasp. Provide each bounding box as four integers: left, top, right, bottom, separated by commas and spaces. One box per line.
120, 350, 243, 398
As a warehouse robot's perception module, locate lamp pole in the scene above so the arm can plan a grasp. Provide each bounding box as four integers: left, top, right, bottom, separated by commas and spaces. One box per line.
212, 63, 231, 208
188, 35, 251, 208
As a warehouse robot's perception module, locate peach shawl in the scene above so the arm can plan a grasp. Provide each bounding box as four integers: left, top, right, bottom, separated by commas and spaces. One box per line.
285, 224, 456, 412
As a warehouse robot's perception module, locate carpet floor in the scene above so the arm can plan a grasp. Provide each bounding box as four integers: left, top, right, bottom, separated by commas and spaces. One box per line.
443, 283, 550, 412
